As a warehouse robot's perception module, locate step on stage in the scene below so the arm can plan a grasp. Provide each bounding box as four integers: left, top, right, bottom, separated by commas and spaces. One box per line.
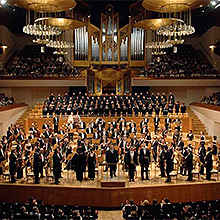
0, 169, 220, 208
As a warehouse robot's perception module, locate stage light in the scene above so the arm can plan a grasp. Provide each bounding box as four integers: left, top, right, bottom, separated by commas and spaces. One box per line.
0, 0, 7, 4
211, 1, 217, 6
209, 45, 215, 49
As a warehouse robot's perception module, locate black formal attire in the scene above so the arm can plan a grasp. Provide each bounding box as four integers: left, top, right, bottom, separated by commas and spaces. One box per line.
159, 149, 165, 177
139, 148, 151, 180
16, 153, 23, 179
165, 149, 173, 182
198, 146, 206, 175
33, 152, 40, 184
180, 149, 188, 175
53, 116, 59, 133
88, 153, 96, 180
165, 117, 172, 131
9, 152, 17, 183
205, 152, 213, 180
53, 152, 61, 184
154, 117, 160, 134
127, 151, 138, 181
151, 140, 159, 162
185, 152, 193, 181
0, 148, 5, 175
106, 149, 118, 178
72, 152, 86, 181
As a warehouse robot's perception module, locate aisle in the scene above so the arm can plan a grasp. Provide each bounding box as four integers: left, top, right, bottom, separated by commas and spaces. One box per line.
98, 210, 123, 220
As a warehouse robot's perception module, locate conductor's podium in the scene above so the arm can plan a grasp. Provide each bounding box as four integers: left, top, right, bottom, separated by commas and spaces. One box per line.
101, 162, 125, 187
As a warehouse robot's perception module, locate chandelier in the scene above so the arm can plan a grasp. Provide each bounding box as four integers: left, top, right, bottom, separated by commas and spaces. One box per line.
142, 0, 210, 43
145, 40, 173, 49
46, 40, 74, 49
23, 24, 62, 36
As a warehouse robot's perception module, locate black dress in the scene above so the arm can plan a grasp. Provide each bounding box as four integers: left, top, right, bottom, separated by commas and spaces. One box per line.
88, 153, 96, 179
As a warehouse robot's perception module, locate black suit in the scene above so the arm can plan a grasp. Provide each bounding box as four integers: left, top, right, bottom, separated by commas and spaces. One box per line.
186, 151, 193, 181
198, 146, 206, 174
165, 118, 171, 131
154, 117, 160, 134
53, 117, 59, 133
53, 153, 61, 184
106, 149, 118, 178
139, 148, 151, 180
127, 151, 138, 181
33, 152, 40, 184
9, 153, 17, 183
205, 152, 213, 180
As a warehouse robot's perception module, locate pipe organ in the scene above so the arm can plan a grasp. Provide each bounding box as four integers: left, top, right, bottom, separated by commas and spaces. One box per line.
74, 26, 88, 60
72, 3, 147, 66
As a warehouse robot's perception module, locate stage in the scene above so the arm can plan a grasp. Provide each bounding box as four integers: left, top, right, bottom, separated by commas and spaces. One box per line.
1, 168, 220, 208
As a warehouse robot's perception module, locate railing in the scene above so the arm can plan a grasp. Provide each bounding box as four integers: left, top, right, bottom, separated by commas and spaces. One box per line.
190, 102, 220, 112
0, 103, 28, 112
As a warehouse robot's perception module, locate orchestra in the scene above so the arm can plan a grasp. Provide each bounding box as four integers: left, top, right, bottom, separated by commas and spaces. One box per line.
0, 113, 219, 185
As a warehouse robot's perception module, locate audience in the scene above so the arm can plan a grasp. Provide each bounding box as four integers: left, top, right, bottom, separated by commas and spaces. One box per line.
137, 45, 218, 78
0, 95, 15, 107
201, 92, 220, 106
0, 196, 98, 219
0, 45, 82, 78
122, 198, 220, 219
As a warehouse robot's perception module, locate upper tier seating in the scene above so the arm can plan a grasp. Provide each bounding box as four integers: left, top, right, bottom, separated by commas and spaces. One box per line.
137, 45, 219, 78
0, 45, 82, 78
201, 92, 220, 106
0, 93, 15, 107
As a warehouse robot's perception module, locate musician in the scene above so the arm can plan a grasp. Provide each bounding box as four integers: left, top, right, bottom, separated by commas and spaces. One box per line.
93, 129, 100, 140
43, 128, 51, 139
79, 120, 86, 129
151, 136, 159, 162
53, 148, 62, 184
33, 148, 40, 184
0, 144, 5, 175
198, 142, 206, 175
42, 121, 50, 130
180, 146, 188, 176
53, 114, 59, 133
185, 148, 193, 181
106, 145, 118, 179
141, 124, 148, 134
72, 148, 86, 181
212, 136, 218, 156
112, 128, 119, 139
87, 148, 96, 181
52, 133, 60, 146
39, 148, 45, 178
129, 123, 137, 134
131, 136, 140, 154
139, 143, 151, 180
154, 116, 160, 134
177, 137, 184, 151
173, 117, 181, 132
16, 147, 23, 179
164, 117, 172, 132
159, 145, 165, 178
140, 118, 149, 129
79, 130, 87, 140
9, 149, 17, 183
181, 103, 186, 114
187, 130, 194, 141
127, 147, 138, 182
165, 145, 173, 182
86, 124, 93, 134
111, 119, 117, 129
173, 129, 180, 147
205, 147, 213, 180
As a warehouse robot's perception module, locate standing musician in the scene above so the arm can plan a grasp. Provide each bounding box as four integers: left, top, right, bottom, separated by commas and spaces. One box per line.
185, 148, 193, 181
198, 142, 206, 175
106, 145, 118, 179
164, 117, 172, 133
139, 143, 151, 180
180, 146, 188, 176
165, 145, 173, 183
53, 148, 62, 184
151, 136, 159, 162
127, 147, 138, 182
53, 114, 59, 133
9, 149, 17, 183
159, 144, 165, 178
154, 116, 160, 134
0, 144, 5, 175
33, 148, 40, 184
204, 147, 213, 180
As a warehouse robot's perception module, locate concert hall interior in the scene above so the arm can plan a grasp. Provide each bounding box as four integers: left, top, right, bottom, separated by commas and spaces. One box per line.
1, 0, 220, 219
